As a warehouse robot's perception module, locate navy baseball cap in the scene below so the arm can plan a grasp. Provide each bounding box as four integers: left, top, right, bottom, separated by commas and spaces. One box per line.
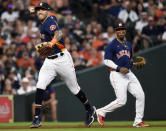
35, 2, 52, 11
115, 22, 126, 31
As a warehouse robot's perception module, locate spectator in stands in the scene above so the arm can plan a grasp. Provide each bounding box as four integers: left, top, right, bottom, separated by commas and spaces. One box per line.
80, 41, 91, 62
8, 71, 20, 91
73, 21, 84, 43
157, 15, 166, 37
71, 51, 86, 71
20, 19, 39, 44
97, 38, 109, 59
92, 23, 104, 49
70, 44, 78, 52
108, 0, 124, 18
57, 0, 72, 16
64, 15, 75, 30
0, 55, 7, 75
102, 26, 115, 43
1, 4, 19, 23
90, 19, 98, 31
27, 74, 36, 91
0, 0, 8, 16
135, 12, 148, 34
86, 47, 103, 67
17, 51, 36, 76
118, 1, 138, 23
135, 1, 144, 16
92, 33, 104, 50
133, 12, 148, 52
82, 24, 94, 42
157, 0, 165, 10
3, 78, 16, 95
4, 53, 17, 75
17, 77, 32, 95
97, 0, 112, 28
147, 0, 157, 18
141, 16, 161, 49
98, 0, 112, 12
16, 44, 27, 59
64, 36, 72, 51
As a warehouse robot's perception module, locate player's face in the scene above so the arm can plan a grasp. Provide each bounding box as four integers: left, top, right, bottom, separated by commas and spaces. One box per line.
36, 9, 48, 21
116, 29, 126, 41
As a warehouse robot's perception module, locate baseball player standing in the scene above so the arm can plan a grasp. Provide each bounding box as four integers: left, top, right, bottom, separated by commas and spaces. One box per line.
30, 2, 95, 128
96, 22, 149, 127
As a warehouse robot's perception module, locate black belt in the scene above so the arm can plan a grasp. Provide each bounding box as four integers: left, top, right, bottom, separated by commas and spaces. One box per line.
47, 53, 64, 59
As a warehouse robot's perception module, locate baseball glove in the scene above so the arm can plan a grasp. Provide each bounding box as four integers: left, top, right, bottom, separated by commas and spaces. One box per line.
133, 56, 146, 69
35, 42, 54, 57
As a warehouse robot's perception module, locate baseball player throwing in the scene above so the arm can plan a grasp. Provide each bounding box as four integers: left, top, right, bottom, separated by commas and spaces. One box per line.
96, 22, 149, 127
30, 2, 95, 128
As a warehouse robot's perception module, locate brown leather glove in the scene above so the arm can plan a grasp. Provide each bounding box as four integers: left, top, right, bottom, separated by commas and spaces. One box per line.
133, 56, 146, 69
35, 42, 54, 58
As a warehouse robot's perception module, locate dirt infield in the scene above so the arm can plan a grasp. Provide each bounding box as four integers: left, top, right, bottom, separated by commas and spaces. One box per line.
0, 125, 166, 129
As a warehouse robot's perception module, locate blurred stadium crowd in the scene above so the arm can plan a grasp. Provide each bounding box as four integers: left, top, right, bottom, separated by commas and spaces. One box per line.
0, 0, 166, 95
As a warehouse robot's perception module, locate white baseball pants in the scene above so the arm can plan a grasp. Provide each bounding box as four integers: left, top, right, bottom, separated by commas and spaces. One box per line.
36, 49, 80, 95
97, 70, 145, 123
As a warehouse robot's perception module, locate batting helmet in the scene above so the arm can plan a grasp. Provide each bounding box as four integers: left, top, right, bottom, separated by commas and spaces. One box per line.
114, 22, 126, 31
35, 2, 52, 11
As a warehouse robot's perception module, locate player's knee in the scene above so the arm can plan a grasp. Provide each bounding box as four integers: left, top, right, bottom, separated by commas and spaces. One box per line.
68, 86, 80, 95
118, 102, 126, 107
36, 81, 47, 90
118, 99, 127, 107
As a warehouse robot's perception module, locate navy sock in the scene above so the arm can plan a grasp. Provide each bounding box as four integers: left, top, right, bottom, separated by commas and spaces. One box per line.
35, 88, 44, 116
75, 90, 91, 111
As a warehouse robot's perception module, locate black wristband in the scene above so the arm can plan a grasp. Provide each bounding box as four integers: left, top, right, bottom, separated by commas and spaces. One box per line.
116, 66, 121, 72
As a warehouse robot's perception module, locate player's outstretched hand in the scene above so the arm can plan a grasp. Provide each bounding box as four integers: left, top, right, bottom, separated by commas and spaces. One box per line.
120, 67, 129, 74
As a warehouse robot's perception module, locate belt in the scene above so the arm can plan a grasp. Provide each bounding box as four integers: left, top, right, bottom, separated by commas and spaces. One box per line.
47, 52, 64, 59
109, 68, 116, 71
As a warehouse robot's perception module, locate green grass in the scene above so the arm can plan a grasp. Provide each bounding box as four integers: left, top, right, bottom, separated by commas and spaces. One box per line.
0, 121, 165, 131
1, 128, 165, 131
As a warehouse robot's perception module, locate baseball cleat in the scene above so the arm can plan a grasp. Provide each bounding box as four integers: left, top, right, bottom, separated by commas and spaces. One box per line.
30, 116, 41, 128
85, 106, 96, 126
133, 122, 150, 127
96, 111, 104, 126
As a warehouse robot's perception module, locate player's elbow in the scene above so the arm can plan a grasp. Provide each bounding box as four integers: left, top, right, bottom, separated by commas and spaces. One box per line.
118, 102, 126, 107
104, 59, 109, 66
104, 59, 117, 69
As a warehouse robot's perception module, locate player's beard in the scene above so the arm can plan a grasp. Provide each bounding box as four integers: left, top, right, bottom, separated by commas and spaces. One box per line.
116, 33, 126, 42
116, 29, 126, 42
118, 36, 124, 41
